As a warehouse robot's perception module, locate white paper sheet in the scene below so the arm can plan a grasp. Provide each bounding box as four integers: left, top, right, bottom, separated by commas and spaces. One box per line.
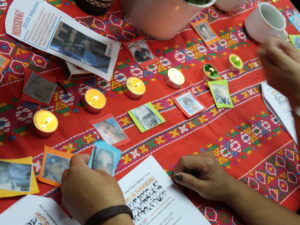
0, 195, 80, 225
5, 0, 121, 81
118, 156, 211, 225
261, 82, 297, 143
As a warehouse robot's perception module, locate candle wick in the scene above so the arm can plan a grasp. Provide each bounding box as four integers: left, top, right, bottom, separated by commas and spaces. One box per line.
93, 96, 99, 101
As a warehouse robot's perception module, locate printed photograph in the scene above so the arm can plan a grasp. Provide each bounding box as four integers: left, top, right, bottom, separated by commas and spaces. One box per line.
289, 14, 300, 32
91, 147, 115, 175
211, 84, 232, 105
290, 35, 300, 49
92, 115, 129, 147
50, 22, 111, 73
42, 153, 70, 184
0, 161, 31, 192
23, 72, 57, 105
129, 103, 165, 132
174, 92, 205, 117
192, 19, 220, 45
125, 38, 158, 67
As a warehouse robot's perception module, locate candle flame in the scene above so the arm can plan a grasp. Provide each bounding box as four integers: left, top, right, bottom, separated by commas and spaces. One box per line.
93, 96, 99, 101
42, 117, 52, 128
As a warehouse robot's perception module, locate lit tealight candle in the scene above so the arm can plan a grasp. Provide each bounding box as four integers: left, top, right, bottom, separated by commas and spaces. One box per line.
33, 110, 58, 136
124, 77, 146, 99
229, 54, 244, 73
83, 88, 107, 113
165, 68, 185, 89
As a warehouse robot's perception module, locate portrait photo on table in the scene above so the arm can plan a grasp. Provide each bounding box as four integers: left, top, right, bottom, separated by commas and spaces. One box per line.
192, 19, 220, 45
49, 22, 111, 73
90, 147, 115, 175
41, 153, 71, 185
23, 72, 57, 105
91, 114, 129, 147
128, 103, 166, 133
290, 35, 300, 50
125, 37, 158, 67
173, 91, 205, 117
208, 81, 234, 108
0, 161, 31, 192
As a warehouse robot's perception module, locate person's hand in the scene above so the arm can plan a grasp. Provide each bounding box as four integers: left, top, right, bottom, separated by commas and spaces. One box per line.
259, 37, 300, 105
173, 152, 239, 202
61, 154, 128, 225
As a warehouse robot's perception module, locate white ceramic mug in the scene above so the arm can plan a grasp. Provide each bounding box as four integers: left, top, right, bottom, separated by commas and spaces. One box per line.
245, 2, 288, 44
215, 0, 246, 12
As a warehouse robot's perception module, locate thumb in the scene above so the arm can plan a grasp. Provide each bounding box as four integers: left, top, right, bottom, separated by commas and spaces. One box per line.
174, 172, 205, 193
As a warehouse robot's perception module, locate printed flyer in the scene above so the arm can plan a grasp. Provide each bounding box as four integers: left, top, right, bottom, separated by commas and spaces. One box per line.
5, 0, 121, 80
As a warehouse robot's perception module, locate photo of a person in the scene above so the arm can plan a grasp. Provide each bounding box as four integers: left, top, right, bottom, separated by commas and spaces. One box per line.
195, 22, 216, 42
50, 22, 111, 73
175, 92, 204, 117
293, 37, 300, 49
0, 161, 31, 192
42, 154, 70, 184
93, 117, 128, 146
211, 84, 231, 105
91, 148, 114, 175
127, 38, 156, 65
192, 19, 220, 45
23, 72, 57, 104
290, 14, 300, 31
132, 105, 162, 130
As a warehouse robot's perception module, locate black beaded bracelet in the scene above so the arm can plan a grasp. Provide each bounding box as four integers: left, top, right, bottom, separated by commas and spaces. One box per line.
74, 0, 114, 16
84, 205, 133, 225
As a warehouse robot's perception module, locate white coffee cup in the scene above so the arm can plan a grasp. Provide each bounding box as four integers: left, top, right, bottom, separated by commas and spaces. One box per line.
215, 0, 246, 12
245, 2, 288, 44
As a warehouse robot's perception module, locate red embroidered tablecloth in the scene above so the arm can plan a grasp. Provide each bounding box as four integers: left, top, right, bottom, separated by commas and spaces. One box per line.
0, 0, 300, 224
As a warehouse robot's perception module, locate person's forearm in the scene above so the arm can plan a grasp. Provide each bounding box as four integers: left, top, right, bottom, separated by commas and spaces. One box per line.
224, 179, 300, 225
100, 214, 134, 225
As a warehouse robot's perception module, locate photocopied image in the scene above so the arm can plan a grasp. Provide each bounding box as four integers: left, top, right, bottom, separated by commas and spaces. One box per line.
289, 35, 300, 50
128, 103, 166, 133
88, 140, 121, 176
39, 146, 73, 187
174, 92, 205, 117
23, 72, 57, 105
208, 80, 234, 109
50, 22, 111, 73
125, 37, 158, 67
192, 18, 220, 45
91, 115, 129, 147
42, 154, 70, 184
289, 14, 300, 32
0, 161, 32, 192
91, 147, 115, 175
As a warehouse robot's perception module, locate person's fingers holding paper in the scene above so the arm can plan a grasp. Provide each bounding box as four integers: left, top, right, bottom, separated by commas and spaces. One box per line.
62, 154, 126, 224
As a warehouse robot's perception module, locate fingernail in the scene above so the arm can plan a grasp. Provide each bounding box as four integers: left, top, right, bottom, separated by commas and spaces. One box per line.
174, 173, 183, 182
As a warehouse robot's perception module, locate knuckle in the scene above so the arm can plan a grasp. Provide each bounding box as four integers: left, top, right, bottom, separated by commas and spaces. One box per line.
179, 156, 187, 165
204, 154, 217, 166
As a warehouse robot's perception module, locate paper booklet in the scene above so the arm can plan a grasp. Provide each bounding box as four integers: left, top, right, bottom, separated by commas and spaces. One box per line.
0, 195, 80, 225
5, 0, 121, 81
261, 82, 298, 144
118, 156, 211, 225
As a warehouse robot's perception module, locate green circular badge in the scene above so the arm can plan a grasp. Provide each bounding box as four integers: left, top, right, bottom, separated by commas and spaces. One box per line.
203, 64, 219, 80
229, 54, 243, 70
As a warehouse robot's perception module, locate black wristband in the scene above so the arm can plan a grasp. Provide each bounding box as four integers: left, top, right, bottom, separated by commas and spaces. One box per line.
84, 205, 133, 225
74, 0, 113, 16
